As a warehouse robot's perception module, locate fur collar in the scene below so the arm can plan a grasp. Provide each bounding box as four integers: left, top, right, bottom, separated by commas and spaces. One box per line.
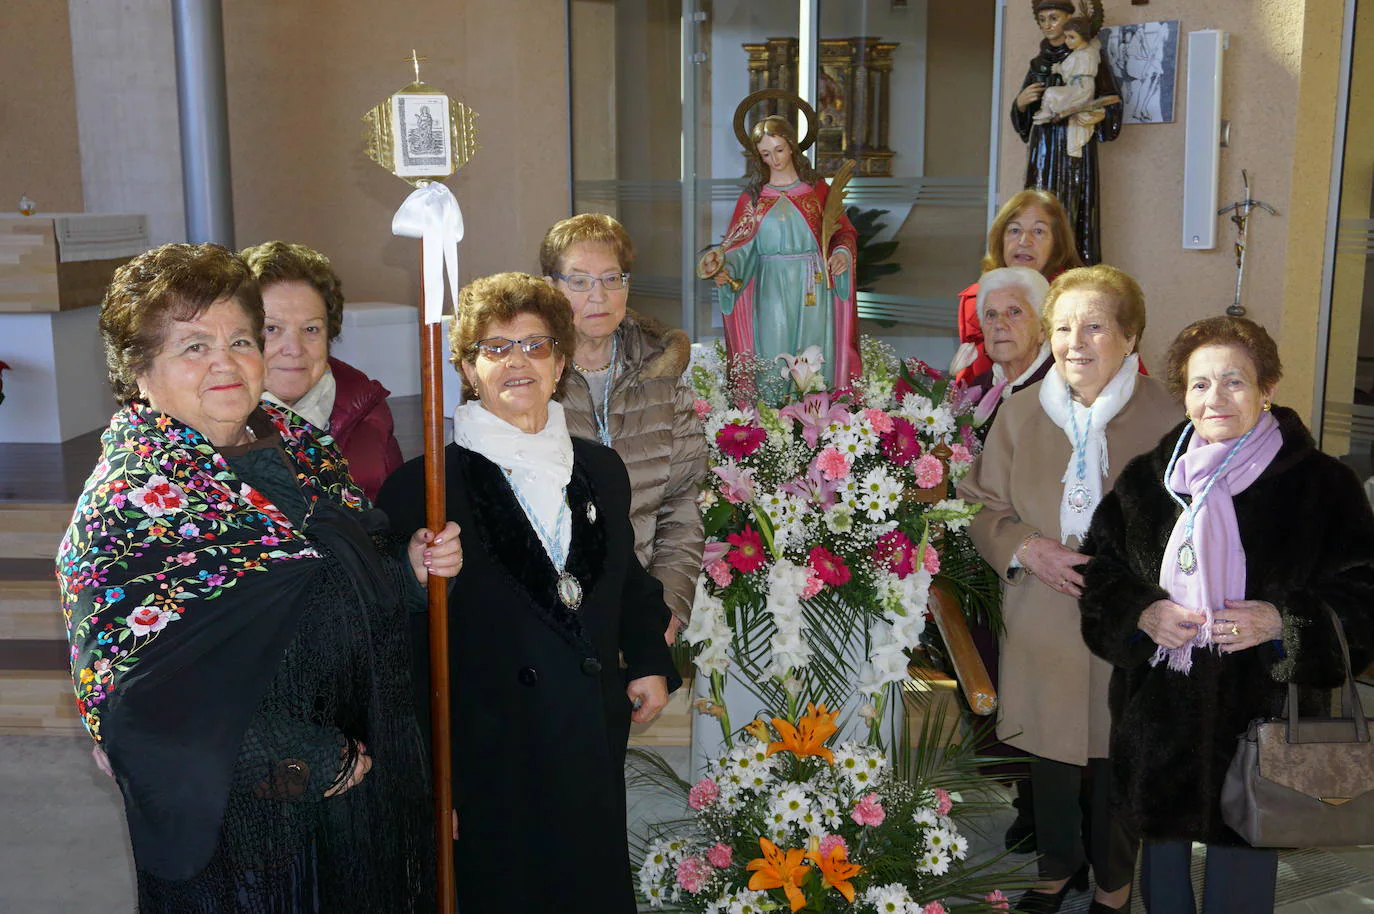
620, 309, 691, 381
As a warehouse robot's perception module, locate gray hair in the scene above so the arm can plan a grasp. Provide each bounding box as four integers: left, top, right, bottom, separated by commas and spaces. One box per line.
975, 267, 1050, 325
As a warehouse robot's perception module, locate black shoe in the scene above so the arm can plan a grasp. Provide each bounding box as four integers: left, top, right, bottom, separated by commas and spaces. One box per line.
1012, 865, 1090, 913
1087, 897, 1130, 913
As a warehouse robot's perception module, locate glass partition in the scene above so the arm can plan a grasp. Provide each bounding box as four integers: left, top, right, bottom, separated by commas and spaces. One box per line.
570, 0, 998, 365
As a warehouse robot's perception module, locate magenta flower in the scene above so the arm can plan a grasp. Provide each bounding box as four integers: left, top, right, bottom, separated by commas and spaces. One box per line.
873, 529, 918, 580
782, 460, 840, 509
863, 408, 895, 435
816, 446, 852, 481
688, 777, 720, 810
675, 855, 711, 894
706, 841, 733, 869
951, 379, 985, 412
880, 417, 921, 466
716, 422, 767, 459
851, 792, 886, 827
711, 464, 756, 504
913, 454, 944, 489
707, 559, 733, 588
809, 546, 851, 587
934, 787, 954, 816
779, 393, 851, 448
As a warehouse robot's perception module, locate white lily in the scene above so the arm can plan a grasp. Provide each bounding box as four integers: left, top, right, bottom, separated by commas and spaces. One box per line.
777, 345, 826, 393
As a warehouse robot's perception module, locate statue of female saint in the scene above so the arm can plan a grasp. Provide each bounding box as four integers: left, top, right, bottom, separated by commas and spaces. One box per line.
700, 108, 861, 386
1012, 0, 1121, 265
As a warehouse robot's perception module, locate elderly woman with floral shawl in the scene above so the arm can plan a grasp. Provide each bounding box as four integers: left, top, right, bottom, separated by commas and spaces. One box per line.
58, 243, 460, 912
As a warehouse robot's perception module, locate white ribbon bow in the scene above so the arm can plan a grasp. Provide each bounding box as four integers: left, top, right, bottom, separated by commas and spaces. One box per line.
391, 182, 464, 324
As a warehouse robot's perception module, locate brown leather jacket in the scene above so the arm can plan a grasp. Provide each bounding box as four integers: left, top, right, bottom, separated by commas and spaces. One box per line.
562, 311, 707, 623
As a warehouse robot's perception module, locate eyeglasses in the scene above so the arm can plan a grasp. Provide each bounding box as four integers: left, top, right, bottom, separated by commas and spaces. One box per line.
551, 271, 630, 293
470, 336, 559, 360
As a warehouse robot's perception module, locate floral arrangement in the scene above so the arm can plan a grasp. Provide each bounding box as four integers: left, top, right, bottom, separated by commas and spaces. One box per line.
682, 339, 999, 746
636, 703, 1013, 913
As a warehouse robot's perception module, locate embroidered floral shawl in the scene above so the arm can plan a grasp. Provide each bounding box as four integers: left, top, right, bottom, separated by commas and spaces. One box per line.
58, 402, 366, 741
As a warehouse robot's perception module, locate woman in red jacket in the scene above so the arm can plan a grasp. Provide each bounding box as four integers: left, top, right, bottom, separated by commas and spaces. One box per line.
242, 241, 404, 501
957, 189, 1081, 384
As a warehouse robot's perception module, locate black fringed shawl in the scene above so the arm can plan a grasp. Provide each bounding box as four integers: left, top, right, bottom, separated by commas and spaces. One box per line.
58, 403, 433, 911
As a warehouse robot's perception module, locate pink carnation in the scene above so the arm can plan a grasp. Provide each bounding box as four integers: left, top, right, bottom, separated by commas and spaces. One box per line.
933, 787, 953, 816
985, 890, 1010, 912
688, 777, 720, 810
923, 903, 948, 914
675, 855, 711, 894
693, 398, 712, 420
863, 408, 894, 435
818, 834, 848, 859
707, 559, 734, 588
923, 543, 941, 574
706, 841, 733, 869
851, 792, 886, 827
913, 453, 944, 489
800, 568, 824, 599
948, 443, 973, 465
816, 446, 852, 481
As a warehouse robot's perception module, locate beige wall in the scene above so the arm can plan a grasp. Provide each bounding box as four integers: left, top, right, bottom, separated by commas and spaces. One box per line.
997, 0, 1339, 420
1, 1, 84, 214
224, 1, 571, 305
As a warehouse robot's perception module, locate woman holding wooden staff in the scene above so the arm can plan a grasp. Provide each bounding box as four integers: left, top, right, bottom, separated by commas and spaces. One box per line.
378, 272, 680, 913
958, 265, 1175, 913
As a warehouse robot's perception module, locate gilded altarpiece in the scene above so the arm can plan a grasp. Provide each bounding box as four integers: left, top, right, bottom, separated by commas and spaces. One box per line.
743, 37, 897, 177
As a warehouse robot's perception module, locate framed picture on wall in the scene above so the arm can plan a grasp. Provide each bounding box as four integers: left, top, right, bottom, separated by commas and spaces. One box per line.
1099, 20, 1180, 125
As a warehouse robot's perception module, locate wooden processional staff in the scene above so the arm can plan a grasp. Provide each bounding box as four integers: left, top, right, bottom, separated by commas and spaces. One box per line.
362, 51, 478, 914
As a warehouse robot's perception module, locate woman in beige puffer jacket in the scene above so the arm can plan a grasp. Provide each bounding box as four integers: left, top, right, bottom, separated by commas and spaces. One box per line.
543, 215, 708, 641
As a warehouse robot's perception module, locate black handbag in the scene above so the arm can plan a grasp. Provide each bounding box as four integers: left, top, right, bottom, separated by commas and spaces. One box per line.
1220, 606, 1374, 847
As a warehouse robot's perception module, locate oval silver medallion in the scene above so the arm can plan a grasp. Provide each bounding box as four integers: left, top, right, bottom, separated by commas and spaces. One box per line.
557, 571, 584, 610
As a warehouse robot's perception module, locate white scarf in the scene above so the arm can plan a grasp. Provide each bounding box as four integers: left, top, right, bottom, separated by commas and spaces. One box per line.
992, 344, 1051, 400
263, 366, 336, 432
453, 399, 574, 560
1038, 353, 1139, 542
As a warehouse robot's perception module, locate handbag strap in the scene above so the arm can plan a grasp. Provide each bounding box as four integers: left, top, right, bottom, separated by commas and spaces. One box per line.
1284, 604, 1370, 744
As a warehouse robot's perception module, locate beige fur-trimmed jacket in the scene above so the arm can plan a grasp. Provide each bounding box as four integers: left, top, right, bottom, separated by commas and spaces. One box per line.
563, 311, 707, 625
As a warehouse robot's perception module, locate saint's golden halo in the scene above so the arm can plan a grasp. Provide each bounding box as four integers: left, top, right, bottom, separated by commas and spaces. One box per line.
732, 89, 819, 154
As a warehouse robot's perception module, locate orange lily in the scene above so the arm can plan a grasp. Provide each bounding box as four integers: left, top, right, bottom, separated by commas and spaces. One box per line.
766, 702, 840, 763
746, 837, 811, 912
806, 840, 863, 903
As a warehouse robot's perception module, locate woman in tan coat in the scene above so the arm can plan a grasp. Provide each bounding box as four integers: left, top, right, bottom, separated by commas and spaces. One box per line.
541, 214, 707, 641
958, 265, 1177, 914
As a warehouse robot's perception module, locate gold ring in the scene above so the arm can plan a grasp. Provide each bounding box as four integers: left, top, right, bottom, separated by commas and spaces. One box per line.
1230, 625, 1240, 636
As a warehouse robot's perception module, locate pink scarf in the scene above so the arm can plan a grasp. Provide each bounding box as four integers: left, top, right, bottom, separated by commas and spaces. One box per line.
1153, 411, 1283, 672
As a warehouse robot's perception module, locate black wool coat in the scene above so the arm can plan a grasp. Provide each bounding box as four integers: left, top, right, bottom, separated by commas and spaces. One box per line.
1079, 407, 1374, 845
378, 438, 681, 913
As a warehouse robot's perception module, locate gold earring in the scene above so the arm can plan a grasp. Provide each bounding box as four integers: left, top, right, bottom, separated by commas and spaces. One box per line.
1262, 401, 1271, 411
